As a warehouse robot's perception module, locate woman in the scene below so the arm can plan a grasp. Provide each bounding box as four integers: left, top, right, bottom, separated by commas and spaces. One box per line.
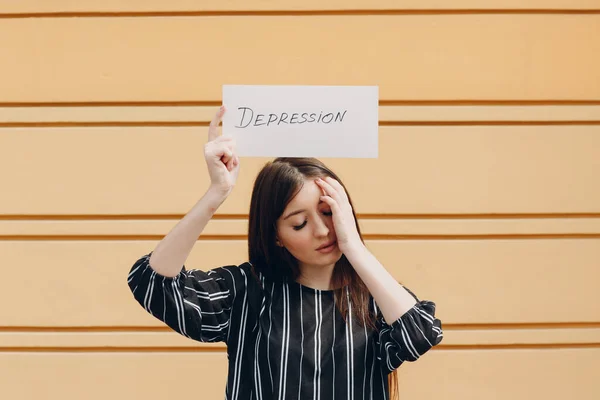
127, 106, 443, 400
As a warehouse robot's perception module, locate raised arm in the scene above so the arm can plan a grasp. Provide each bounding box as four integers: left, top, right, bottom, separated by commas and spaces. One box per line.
126, 107, 245, 343
148, 106, 239, 277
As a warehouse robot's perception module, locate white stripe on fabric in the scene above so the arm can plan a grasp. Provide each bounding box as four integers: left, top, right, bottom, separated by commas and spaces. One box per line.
384, 342, 396, 371
181, 298, 202, 321
183, 287, 230, 301
254, 275, 267, 400
197, 322, 230, 332
348, 289, 354, 400
171, 279, 189, 338
267, 283, 275, 391
398, 319, 419, 360
254, 321, 264, 400
408, 313, 433, 347
278, 282, 290, 400
230, 270, 248, 400
332, 295, 336, 400
369, 340, 374, 400
345, 288, 353, 400
282, 283, 291, 399
127, 262, 144, 283
223, 268, 237, 344
162, 279, 166, 322
313, 290, 323, 400
199, 308, 231, 315
414, 306, 435, 324
298, 285, 304, 400
192, 276, 225, 283
143, 270, 156, 316
363, 315, 368, 400
224, 267, 238, 300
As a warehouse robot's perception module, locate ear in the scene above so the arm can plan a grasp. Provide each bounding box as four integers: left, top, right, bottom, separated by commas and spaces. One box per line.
275, 237, 284, 247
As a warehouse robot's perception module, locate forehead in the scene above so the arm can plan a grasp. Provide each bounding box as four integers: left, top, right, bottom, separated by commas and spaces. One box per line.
284, 179, 322, 209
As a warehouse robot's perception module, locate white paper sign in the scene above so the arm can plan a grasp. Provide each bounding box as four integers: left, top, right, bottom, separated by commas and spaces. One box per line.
222, 85, 378, 158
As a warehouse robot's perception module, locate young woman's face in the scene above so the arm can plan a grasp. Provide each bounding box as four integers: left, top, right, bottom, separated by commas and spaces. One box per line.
275, 177, 343, 270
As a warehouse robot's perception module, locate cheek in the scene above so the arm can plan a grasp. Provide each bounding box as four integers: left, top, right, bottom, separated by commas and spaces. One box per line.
282, 230, 313, 254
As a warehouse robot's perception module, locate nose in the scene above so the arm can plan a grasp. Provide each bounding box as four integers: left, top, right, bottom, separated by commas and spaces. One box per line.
313, 214, 330, 238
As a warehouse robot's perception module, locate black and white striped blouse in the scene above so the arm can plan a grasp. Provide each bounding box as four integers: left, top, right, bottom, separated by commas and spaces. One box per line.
127, 252, 443, 400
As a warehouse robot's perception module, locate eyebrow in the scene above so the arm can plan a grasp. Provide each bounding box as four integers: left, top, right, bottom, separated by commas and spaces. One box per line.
283, 200, 325, 220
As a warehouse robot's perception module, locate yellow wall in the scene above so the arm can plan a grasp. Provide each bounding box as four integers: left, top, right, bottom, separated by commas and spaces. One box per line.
1, 1, 599, 399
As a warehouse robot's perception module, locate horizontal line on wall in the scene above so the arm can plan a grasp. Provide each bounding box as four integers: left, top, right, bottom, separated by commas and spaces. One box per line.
2, 9, 600, 19
0, 344, 598, 353
438, 343, 600, 350
4, 217, 600, 238
0, 347, 225, 353
444, 322, 600, 330
0, 214, 246, 221
1, 122, 205, 128
2, 322, 599, 332
2, 104, 599, 125
379, 121, 600, 126
381, 100, 600, 106
2, 328, 599, 349
2, 234, 600, 241
1, 213, 599, 220
0, 101, 220, 107
2, 121, 600, 128
0, 327, 170, 332
2, 100, 600, 107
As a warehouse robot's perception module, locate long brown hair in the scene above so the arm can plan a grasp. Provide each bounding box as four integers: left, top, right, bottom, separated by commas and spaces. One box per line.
247, 157, 399, 400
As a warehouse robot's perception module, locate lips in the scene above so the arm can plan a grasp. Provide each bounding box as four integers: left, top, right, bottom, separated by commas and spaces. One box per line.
316, 241, 336, 250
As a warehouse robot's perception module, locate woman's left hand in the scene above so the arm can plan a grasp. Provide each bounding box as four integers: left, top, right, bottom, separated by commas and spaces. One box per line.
315, 177, 364, 255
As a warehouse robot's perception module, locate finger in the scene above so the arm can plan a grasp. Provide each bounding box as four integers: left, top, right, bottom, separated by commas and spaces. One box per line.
212, 143, 233, 165
213, 136, 234, 143
319, 195, 340, 214
324, 177, 348, 200
225, 151, 235, 170
319, 185, 327, 197
207, 141, 232, 159
221, 148, 233, 164
216, 139, 235, 158
314, 178, 327, 196
208, 106, 226, 142
214, 137, 236, 157
316, 178, 339, 201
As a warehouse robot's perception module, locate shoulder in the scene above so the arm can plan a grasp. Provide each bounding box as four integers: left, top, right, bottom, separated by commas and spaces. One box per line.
217, 261, 265, 298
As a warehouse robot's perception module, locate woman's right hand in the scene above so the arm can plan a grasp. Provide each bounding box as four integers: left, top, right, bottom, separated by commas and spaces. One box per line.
204, 106, 240, 197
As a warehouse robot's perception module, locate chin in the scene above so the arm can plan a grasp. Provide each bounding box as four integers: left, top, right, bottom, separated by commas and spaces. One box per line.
319, 250, 343, 264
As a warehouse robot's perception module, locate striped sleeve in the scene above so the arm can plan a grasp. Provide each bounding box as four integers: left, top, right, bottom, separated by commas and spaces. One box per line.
127, 252, 248, 343
374, 287, 443, 373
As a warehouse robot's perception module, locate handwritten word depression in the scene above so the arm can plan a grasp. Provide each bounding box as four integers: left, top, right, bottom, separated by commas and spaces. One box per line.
235, 107, 348, 128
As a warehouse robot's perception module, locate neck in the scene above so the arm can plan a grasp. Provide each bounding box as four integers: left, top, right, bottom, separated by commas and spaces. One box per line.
295, 262, 336, 290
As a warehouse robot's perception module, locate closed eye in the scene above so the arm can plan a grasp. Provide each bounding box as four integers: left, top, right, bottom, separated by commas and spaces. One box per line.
293, 221, 307, 231
293, 211, 333, 231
